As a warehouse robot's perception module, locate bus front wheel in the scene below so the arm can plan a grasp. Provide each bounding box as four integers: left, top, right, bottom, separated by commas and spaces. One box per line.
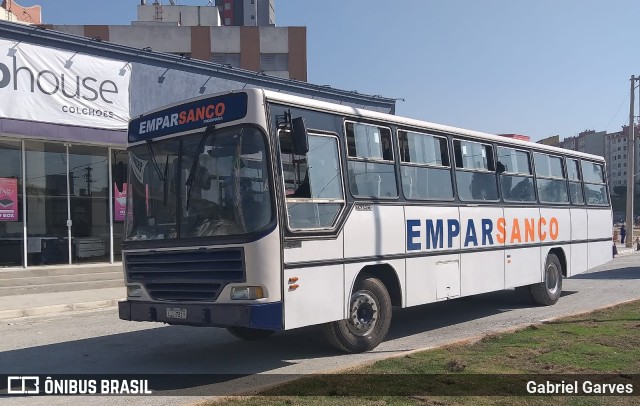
323, 276, 392, 353
226, 326, 275, 340
530, 253, 563, 306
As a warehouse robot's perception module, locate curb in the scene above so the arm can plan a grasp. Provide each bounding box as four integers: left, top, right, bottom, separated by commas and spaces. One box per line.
0, 298, 123, 321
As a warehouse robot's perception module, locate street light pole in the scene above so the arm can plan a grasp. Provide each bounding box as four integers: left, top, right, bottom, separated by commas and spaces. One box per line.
626, 75, 636, 248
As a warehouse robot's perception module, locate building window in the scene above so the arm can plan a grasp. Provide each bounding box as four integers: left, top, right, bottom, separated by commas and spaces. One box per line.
212, 53, 241, 68
224, 17, 231, 25
260, 53, 289, 71
224, 3, 231, 10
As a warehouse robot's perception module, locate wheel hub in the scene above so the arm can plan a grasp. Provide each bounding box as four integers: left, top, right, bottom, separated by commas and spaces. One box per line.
347, 291, 379, 336
546, 263, 559, 294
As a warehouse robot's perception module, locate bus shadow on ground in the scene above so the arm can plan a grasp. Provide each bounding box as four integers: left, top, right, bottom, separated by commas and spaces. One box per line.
385, 289, 573, 341
570, 266, 640, 280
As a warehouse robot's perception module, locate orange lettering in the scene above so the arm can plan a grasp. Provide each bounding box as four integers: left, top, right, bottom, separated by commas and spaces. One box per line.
178, 111, 187, 124
215, 103, 225, 116
206, 105, 215, 119
539, 217, 547, 241
186, 109, 195, 123
510, 219, 522, 243
496, 217, 506, 244
195, 107, 206, 121
524, 218, 535, 242
549, 217, 559, 240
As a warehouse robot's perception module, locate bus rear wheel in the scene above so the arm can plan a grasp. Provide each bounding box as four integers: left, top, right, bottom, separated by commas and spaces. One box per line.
323, 276, 392, 353
226, 326, 275, 340
530, 253, 563, 306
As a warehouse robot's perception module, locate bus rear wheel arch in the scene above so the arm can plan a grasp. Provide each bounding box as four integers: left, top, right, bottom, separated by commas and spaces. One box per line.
322, 276, 393, 353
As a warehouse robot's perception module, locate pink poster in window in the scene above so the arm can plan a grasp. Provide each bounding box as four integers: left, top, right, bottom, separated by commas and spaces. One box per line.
0, 178, 18, 222
114, 183, 127, 222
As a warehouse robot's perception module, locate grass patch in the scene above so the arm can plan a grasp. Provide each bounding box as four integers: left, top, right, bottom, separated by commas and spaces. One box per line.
207, 300, 640, 405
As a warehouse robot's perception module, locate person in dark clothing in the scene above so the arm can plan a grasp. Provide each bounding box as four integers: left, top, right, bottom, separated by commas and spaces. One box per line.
620, 224, 627, 244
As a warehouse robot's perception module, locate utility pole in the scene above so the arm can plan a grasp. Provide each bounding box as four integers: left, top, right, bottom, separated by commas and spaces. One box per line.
626, 76, 636, 248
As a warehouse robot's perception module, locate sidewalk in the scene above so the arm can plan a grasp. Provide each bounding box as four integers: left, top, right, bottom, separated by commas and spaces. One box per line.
0, 286, 125, 320
614, 242, 637, 257
0, 262, 125, 321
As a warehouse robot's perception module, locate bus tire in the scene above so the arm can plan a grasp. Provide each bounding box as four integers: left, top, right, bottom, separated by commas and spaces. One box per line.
530, 253, 563, 306
322, 276, 392, 353
226, 326, 275, 340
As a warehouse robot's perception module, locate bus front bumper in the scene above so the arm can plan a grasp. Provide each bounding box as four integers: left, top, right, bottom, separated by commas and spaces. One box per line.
118, 300, 283, 330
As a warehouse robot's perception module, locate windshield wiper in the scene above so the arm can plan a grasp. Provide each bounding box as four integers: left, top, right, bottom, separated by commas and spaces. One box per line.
185, 125, 215, 211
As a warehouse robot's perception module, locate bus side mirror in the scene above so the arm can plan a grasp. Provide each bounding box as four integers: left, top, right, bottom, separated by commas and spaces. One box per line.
114, 161, 125, 192
292, 117, 309, 156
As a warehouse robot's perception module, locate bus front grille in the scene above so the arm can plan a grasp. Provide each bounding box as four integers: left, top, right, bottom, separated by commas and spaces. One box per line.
124, 248, 245, 301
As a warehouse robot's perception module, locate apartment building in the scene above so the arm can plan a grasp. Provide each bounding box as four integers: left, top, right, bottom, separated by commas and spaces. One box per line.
47, 1, 305, 81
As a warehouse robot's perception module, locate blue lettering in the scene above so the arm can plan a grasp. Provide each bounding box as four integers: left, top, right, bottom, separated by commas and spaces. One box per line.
407, 220, 421, 251
481, 219, 494, 245
426, 219, 444, 249
464, 219, 478, 247
447, 219, 459, 248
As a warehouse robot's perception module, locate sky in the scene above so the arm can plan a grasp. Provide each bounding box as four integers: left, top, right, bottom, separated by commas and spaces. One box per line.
12, 0, 640, 141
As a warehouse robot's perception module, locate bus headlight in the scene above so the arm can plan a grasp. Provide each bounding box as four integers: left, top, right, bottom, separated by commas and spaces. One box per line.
230, 286, 264, 300
127, 285, 143, 298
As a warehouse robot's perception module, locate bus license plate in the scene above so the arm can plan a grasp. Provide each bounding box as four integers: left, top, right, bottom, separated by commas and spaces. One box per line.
166, 308, 187, 319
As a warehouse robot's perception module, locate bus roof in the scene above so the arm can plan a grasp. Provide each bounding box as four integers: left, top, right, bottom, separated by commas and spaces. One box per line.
262, 89, 606, 162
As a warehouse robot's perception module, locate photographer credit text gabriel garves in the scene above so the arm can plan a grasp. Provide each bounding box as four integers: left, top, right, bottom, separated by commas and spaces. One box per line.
527, 380, 634, 395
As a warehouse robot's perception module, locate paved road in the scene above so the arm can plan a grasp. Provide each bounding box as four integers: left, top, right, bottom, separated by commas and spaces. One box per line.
1, 253, 639, 405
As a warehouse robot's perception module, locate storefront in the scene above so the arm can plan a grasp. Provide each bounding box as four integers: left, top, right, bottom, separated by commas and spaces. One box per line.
0, 20, 395, 269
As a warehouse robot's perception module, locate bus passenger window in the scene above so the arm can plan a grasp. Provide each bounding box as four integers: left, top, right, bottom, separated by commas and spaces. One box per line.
399, 130, 453, 200
497, 147, 535, 202
345, 122, 398, 199
534, 153, 569, 204
581, 161, 608, 206
567, 158, 585, 205
453, 140, 498, 201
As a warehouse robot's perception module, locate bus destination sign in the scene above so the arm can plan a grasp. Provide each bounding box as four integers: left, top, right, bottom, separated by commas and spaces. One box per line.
128, 92, 248, 143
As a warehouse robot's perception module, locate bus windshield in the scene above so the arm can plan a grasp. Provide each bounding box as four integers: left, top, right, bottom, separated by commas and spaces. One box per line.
125, 125, 272, 241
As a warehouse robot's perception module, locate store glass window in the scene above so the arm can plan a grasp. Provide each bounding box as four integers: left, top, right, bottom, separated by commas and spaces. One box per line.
69, 145, 110, 263
0, 139, 24, 267
25, 141, 69, 266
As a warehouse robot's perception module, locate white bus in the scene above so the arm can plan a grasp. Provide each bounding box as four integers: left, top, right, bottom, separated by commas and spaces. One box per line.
118, 88, 612, 353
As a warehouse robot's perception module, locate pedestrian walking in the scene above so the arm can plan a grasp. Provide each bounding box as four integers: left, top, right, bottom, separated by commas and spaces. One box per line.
620, 225, 627, 244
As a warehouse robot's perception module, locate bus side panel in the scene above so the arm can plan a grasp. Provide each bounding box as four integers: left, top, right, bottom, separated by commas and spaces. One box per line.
404, 205, 460, 307
283, 234, 344, 264
539, 208, 572, 276
587, 208, 613, 271
282, 233, 344, 330
284, 264, 344, 330
569, 208, 589, 277
344, 205, 405, 258
504, 207, 541, 288
459, 207, 504, 297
